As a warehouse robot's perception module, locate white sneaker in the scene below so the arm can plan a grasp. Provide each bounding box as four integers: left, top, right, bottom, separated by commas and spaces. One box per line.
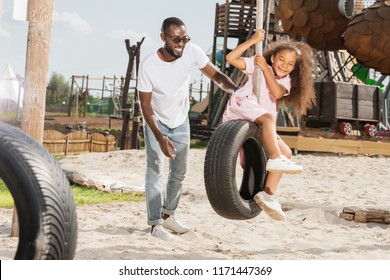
254, 192, 286, 221
162, 216, 190, 234
151, 224, 173, 241
266, 155, 303, 174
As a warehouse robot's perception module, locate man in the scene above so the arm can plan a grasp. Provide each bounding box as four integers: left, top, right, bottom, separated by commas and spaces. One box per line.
137, 17, 238, 240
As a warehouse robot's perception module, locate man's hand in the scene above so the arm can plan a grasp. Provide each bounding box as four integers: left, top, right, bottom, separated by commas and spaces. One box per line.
158, 135, 176, 159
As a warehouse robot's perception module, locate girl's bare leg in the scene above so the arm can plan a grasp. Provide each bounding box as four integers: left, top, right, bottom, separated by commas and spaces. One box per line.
254, 114, 281, 159
263, 138, 292, 195
255, 113, 302, 174
254, 137, 293, 221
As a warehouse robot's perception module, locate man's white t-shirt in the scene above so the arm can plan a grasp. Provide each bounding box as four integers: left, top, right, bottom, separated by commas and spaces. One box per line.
137, 42, 209, 128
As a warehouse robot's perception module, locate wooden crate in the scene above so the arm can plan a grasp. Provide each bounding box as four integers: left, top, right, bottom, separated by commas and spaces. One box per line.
356, 84, 380, 121
308, 81, 356, 122
305, 81, 380, 129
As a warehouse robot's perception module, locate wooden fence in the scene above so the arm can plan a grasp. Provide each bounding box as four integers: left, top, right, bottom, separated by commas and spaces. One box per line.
43, 130, 116, 155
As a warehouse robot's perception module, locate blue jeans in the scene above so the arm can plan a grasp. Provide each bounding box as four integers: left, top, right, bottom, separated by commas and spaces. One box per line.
143, 118, 190, 226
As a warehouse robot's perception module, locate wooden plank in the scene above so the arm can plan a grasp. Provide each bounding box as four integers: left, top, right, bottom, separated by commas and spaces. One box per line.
278, 135, 298, 149
44, 139, 66, 144
357, 84, 379, 100
334, 82, 355, 99
276, 126, 301, 133
355, 210, 390, 224
360, 140, 390, 148
298, 136, 361, 147
340, 207, 390, 224
340, 212, 354, 221
279, 134, 390, 156
43, 129, 66, 154
90, 132, 116, 152
43, 130, 116, 155
342, 206, 361, 214
67, 139, 91, 144
358, 101, 377, 120
359, 142, 390, 156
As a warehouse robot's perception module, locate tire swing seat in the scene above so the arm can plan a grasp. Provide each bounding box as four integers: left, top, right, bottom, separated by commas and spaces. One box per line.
204, 120, 268, 220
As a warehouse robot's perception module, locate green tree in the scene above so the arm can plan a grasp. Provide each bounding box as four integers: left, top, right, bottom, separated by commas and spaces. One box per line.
46, 72, 70, 105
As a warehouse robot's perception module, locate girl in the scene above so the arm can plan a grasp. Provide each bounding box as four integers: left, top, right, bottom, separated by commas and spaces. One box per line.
223, 29, 316, 220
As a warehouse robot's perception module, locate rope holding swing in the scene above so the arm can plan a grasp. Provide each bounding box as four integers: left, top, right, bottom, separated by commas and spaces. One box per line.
254, 0, 264, 103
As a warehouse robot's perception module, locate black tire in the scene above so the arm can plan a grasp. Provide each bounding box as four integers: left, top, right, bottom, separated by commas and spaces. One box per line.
204, 120, 268, 220
0, 122, 77, 259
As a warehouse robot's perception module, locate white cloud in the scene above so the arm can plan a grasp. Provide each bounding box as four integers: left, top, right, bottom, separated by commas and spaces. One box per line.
53, 10, 93, 33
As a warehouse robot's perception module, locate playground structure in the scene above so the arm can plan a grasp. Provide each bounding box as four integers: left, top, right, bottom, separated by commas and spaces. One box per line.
69, 38, 144, 150
52, 1, 390, 146
68, 75, 128, 118
61, 1, 390, 147
203, 0, 390, 136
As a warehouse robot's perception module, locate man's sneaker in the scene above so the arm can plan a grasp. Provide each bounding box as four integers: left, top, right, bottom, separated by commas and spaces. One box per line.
151, 224, 173, 241
254, 191, 286, 221
163, 216, 190, 234
266, 155, 303, 174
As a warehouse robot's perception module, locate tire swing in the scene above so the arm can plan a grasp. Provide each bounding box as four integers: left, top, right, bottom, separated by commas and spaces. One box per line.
204, 120, 268, 220
0, 122, 78, 259
204, 0, 267, 220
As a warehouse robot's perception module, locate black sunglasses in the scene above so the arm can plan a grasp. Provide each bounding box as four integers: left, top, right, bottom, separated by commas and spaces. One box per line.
164, 33, 191, 44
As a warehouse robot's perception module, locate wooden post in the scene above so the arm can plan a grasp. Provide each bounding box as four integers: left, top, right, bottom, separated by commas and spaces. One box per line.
101, 76, 105, 99
84, 75, 89, 117
253, 0, 264, 102
120, 38, 144, 150
130, 40, 144, 149
20, 0, 54, 142
208, 3, 219, 125
68, 76, 74, 116
12, 0, 54, 237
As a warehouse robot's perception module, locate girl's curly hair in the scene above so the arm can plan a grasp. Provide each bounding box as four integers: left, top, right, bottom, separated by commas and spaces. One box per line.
263, 40, 316, 117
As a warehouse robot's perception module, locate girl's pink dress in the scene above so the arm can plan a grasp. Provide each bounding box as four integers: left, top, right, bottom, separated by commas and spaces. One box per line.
223, 56, 291, 122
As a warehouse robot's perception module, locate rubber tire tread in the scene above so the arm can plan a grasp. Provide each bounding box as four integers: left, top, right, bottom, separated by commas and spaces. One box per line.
204, 120, 268, 220
0, 122, 77, 259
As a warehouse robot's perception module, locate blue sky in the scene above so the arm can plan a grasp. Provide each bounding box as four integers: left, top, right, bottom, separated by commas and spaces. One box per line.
0, 0, 232, 96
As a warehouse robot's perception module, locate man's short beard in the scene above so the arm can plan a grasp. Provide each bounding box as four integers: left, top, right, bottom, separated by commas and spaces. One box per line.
165, 44, 182, 59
